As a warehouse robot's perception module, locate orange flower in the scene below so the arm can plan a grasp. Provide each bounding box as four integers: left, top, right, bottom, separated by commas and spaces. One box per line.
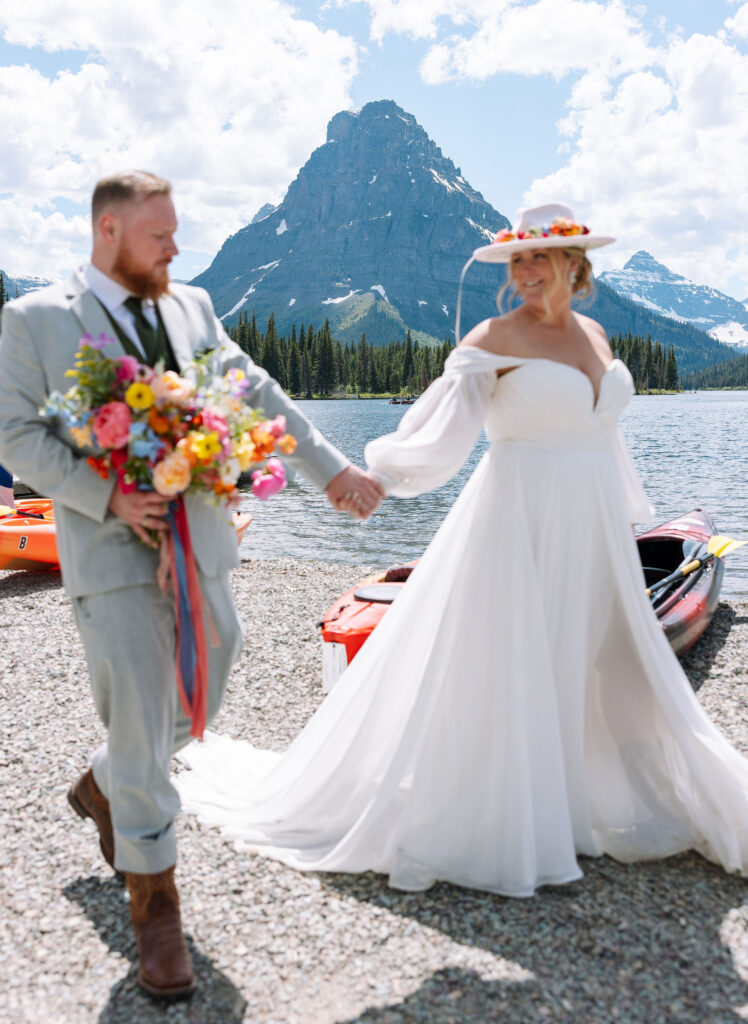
87, 455, 109, 479
148, 408, 172, 434
250, 426, 275, 459
176, 436, 199, 467
277, 433, 297, 455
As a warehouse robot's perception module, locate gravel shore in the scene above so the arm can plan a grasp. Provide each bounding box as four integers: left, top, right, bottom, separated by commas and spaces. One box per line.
0, 558, 746, 1024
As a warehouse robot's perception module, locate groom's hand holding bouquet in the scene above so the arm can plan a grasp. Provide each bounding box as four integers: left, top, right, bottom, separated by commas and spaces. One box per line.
42, 332, 298, 739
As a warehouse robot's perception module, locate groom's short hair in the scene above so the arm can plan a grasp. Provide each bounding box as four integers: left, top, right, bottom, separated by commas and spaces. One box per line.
91, 170, 172, 224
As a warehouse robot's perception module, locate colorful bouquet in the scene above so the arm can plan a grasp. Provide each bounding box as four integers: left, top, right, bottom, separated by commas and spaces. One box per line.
43, 332, 297, 504
42, 333, 298, 739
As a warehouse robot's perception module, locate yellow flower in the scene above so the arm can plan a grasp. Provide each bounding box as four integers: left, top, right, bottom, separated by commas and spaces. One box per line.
124, 382, 155, 411
234, 434, 258, 471
152, 452, 192, 496
191, 431, 222, 461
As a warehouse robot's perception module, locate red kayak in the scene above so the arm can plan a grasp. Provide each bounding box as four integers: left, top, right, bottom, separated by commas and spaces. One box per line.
319, 509, 724, 690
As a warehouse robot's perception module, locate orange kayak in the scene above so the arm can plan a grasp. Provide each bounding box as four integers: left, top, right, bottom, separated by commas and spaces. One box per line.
0, 499, 58, 570
0, 499, 252, 572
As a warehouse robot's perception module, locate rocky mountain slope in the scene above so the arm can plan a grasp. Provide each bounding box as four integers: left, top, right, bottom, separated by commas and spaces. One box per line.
192, 99, 510, 346
192, 100, 737, 374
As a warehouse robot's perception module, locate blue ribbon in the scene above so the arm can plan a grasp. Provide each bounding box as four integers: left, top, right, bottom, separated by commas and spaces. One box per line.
168, 501, 196, 706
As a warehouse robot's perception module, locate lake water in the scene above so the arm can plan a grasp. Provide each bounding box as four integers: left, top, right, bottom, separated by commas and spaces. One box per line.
237, 391, 748, 599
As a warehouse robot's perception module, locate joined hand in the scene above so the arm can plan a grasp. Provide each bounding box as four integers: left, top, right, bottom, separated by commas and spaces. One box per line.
326, 466, 385, 520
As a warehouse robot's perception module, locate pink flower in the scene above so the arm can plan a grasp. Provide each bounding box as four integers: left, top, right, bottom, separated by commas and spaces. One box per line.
202, 406, 230, 442
251, 457, 286, 500
152, 371, 194, 408
92, 401, 131, 449
266, 415, 286, 439
115, 355, 141, 383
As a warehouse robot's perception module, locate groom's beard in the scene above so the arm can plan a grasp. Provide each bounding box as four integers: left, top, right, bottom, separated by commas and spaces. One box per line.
112, 240, 171, 301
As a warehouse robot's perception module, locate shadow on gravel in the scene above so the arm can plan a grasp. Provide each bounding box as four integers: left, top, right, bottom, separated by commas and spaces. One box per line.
679, 601, 738, 692
325, 853, 748, 1024
64, 875, 247, 1023
0, 568, 62, 597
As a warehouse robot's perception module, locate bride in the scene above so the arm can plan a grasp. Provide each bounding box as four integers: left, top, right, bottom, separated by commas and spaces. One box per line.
176, 203, 748, 897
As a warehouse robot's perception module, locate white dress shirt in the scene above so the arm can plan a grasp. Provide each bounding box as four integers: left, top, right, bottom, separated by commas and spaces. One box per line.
83, 263, 159, 359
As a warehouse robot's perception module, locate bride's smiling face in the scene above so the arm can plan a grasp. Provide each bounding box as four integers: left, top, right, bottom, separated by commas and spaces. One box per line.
510, 248, 577, 310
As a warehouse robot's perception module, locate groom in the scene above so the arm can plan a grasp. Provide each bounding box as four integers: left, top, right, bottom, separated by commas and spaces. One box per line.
0, 170, 384, 999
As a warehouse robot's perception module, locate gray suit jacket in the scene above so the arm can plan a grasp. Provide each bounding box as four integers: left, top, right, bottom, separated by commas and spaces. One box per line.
0, 269, 349, 597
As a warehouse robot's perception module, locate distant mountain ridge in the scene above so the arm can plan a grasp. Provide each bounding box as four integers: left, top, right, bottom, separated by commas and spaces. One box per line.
599, 251, 748, 350
0, 270, 54, 299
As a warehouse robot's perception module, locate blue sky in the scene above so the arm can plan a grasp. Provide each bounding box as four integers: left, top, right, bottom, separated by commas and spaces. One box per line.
1, 1, 746, 301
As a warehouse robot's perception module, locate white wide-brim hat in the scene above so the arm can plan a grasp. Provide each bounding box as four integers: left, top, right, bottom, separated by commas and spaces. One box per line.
473, 202, 615, 264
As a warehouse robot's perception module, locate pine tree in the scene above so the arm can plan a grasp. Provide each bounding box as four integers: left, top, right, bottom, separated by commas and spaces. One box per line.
666, 346, 679, 390
301, 349, 312, 399
261, 314, 282, 381
287, 338, 302, 396
402, 330, 414, 389
356, 333, 369, 392
314, 320, 336, 396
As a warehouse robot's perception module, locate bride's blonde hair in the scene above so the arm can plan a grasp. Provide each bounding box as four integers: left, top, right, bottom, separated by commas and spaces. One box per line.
496, 246, 594, 316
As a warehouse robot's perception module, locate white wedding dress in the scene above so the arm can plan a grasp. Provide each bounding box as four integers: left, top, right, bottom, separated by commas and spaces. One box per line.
176, 348, 748, 897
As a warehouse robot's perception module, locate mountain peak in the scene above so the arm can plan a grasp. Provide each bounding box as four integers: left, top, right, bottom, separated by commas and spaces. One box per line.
600, 251, 748, 348
327, 100, 417, 143
623, 250, 660, 270
192, 99, 509, 344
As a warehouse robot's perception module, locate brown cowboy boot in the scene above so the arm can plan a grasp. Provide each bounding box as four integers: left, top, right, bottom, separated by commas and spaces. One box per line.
67, 768, 120, 874
126, 867, 196, 999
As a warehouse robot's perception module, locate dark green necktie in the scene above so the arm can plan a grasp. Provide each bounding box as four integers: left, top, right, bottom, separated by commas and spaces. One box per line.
124, 296, 160, 365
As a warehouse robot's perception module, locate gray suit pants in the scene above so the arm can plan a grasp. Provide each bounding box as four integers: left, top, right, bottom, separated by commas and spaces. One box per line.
72, 573, 242, 874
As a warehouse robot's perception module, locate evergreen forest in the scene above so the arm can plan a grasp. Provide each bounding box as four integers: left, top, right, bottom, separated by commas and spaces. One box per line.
682, 353, 748, 389
228, 311, 681, 397
609, 333, 680, 392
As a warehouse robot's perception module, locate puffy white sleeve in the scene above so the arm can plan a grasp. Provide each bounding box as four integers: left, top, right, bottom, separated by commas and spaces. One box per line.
365, 361, 496, 497
610, 425, 655, 523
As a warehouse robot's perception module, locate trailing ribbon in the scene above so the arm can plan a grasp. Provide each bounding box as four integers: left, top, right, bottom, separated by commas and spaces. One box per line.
166, 496, 209, 739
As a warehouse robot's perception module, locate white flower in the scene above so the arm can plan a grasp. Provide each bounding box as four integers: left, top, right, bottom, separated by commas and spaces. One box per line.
219, 457, 241, 487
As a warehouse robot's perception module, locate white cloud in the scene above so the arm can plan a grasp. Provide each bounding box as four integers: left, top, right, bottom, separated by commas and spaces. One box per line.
725, 3, 748, 38
524, 28, 748, 294
338, 0, 504, 43
0, 0, 358, 278
418, 0, 653, 84
349, 0, 748, 297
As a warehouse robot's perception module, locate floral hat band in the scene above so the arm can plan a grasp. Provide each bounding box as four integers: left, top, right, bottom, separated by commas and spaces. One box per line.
472, 202, 615, 264
494, 217, 590, 244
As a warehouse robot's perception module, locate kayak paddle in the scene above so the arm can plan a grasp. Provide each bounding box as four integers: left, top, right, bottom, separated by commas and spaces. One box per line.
646, 534, 746, 598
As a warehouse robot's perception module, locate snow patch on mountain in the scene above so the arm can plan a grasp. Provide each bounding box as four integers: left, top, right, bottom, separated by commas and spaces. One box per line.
322, 289, 360, 305
276, 219, 288, 235
370, 285, 390, 303
709, 322, 748, 347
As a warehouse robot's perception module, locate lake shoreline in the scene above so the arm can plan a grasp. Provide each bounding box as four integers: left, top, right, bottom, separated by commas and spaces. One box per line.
0, 558, 746, 1022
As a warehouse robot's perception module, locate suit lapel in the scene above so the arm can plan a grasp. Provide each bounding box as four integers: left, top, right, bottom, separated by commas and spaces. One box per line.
157, 293, 194, 371
65, 271, 128, 358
